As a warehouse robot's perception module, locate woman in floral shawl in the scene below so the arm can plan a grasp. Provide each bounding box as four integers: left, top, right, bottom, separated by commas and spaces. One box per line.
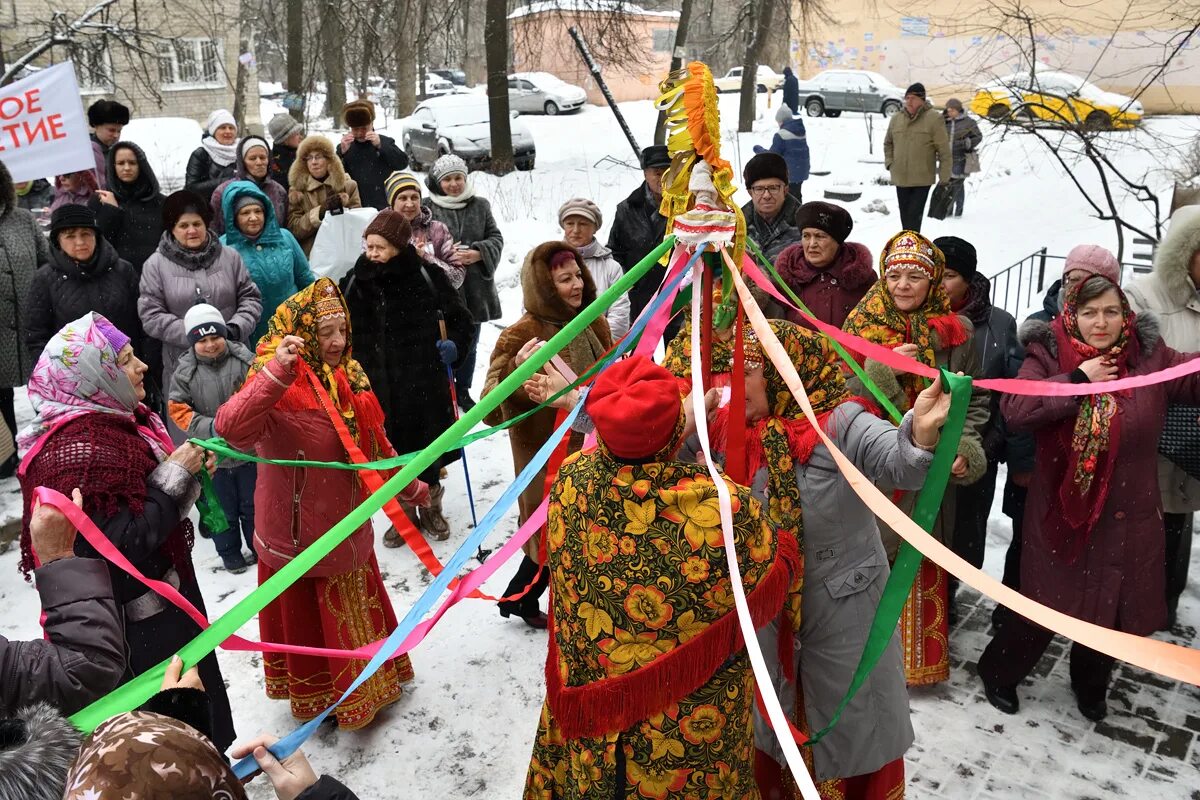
15, 312, 236, 751
524, 355, 800, 800
216, 277, 430, 729
841, 230, 989, 687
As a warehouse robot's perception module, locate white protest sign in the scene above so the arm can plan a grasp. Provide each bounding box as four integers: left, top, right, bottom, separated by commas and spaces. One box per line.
0, 61, 94, 183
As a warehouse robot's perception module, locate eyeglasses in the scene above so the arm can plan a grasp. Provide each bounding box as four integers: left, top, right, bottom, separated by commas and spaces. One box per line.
304, 154, 327, 163
749, 184, 786, 196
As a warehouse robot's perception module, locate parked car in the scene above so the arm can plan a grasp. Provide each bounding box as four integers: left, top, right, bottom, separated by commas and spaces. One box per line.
794, 70, 905, 118
713, 65, 784, 93
507, 72, 587, 115
403, 94, 536, 171
419, 73, 456, 98
969, 69, 1144, 130
432, 68, 468, 86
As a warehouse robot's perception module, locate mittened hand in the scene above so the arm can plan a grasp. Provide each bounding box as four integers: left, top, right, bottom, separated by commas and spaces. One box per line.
436, 339, 457, 366
400, 479, 432, 508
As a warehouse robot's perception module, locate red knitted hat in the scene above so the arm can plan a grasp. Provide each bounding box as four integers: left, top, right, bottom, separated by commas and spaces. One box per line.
586, 355, 683, 460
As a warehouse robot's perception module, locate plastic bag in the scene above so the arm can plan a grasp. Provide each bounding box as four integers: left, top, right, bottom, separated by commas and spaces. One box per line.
308, 206, 378, 284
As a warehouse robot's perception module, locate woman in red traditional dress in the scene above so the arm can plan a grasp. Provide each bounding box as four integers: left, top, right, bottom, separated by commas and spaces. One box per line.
841, 230, 989, 686
216, 277, 430, 728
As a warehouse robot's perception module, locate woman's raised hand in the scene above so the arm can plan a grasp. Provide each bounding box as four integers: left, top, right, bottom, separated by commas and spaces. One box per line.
167, 442, 207, 474
274, 335, 306, 370
892, 343, 921, 376
1078, 355, 1119, 383
513, 337, 542, 368
911, 372, 952, 449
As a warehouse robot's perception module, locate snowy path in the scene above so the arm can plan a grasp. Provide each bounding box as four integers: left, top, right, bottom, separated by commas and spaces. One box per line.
2, 95, 1200, 796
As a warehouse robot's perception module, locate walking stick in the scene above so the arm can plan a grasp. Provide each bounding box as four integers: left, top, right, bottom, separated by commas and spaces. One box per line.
440, 318, 480, 529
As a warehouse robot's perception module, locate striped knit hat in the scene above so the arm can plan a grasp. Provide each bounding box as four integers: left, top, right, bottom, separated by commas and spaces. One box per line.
384, 171, 422, 207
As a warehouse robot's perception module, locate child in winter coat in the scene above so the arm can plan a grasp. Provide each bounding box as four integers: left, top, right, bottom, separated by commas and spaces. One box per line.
168, 304, 258, 573
754, 105, 811, 203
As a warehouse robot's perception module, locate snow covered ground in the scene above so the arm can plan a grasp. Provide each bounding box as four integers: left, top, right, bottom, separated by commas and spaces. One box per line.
3, 93, 1200, 797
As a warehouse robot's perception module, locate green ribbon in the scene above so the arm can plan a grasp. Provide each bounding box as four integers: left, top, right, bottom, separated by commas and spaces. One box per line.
69, 235, 678, 733
806, 367, 970, 744
195, 469, 229, 535
745, 237, 904, 424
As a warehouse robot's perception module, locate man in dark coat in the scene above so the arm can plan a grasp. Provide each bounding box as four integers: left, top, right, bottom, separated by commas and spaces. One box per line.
781, 65, 800, 114
267, 113, 304, 191
87, 99, 129, 190
608, 144, 671, 335
1, 492, 125, 717
338, 99, 408, 210
936, 236, 1022, 621
740, 152, 801, 262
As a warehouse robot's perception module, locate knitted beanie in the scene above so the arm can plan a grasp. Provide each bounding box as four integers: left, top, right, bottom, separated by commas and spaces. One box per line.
933, 236, 978, 279
558, 197, 602, 229
240, 135, 269, 158
49, 203, 98, 241
743, 152, 789, 188
775, 104, 793, 124
430, 154, 469, 183
87, 99, 130, 127
1063, 244, 1121, 285
93, 314, 131, 354
204, 109, 236, 136
905, 83, 927, 99
794, 201, 853, 244
385, 171, 422, 207
185, 303, 228, 344
233, 193, 264, 214
363, 209, 412, 250
266, 113, 303, 143
343, 99, 376, 127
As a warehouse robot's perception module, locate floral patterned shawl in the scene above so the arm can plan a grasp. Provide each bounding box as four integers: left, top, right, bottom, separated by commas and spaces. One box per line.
17, 312, 172, 466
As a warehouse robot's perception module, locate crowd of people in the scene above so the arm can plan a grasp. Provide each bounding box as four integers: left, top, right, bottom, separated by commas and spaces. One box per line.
0, 83, 1195, 800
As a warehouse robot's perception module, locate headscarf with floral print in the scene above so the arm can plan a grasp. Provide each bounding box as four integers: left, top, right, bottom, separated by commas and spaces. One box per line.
1048, 275, 1137, 561
63, 711, 248, 800
842, 230, 968, 410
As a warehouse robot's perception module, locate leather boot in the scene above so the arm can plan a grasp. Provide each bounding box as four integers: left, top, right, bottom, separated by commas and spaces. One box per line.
383, 503, 417, 548
419, 484, 450, 541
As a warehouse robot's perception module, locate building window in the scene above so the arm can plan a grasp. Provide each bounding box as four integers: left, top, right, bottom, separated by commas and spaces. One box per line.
652, 28, 675, 53
157, 38, 224, 89
74, 39, 113, 93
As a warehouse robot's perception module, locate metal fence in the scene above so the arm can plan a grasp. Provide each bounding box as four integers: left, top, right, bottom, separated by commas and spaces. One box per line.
988, 248, 1151, 320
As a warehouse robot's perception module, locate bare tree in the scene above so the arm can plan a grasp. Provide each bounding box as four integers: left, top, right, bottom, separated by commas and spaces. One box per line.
654, 0, 694, 145
1, 0, 120, 85
737, 0, 775, 132
484, 0, 513, 174
285, 0, 305, 119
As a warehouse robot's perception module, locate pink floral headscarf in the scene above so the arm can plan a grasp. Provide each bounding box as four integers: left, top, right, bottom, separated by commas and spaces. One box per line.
17, 312, 171, 471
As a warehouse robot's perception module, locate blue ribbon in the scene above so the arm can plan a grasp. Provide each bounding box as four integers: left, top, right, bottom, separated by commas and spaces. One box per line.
232, 249, 700, 777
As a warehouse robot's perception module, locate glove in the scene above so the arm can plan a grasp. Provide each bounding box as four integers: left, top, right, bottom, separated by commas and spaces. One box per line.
436, 339, 457, 366
400, 478, 431, 508
324, 194, 344, 215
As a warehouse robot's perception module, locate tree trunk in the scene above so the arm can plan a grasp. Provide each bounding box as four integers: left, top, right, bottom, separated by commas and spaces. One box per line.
232, 24, 251, 131
485, 0, 514, 174
322, 0, 348, 124
738, 0, 776, 133
393, 0, 418, 117
654, 0, 693, 145
464, 1, 486, 85
286, 0, 304, 120
359, 6, 383, 97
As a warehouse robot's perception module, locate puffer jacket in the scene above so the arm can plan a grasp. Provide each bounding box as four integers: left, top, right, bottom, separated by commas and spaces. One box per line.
167, 340, 254, 451
1127, 205, 1200, 512
607, 182, 668, 323
884, 101, 951, 187
0, 558, 124, 717
0, 168, 52, 387
944, 113, 982, 177
137, 234, 262, 391
209, 138, 289, 236
423, 177, 505, 323
411, 205, 465, 288
754, 116, 810, 183
88, 141, 166, 276
25, 237, 142, 361
184, 143, 236, 200
215, 356, 379, 577
287, 135, 363, 255
220, 180, 314, 342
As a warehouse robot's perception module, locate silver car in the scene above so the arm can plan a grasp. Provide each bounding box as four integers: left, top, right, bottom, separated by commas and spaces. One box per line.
507, 72, 587, 115
403, 94, 536, 171
796, 70, 906, 118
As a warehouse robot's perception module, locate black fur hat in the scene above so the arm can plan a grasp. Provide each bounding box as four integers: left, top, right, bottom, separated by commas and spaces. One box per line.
87, 99, 130, 127
0, 703, 82, 800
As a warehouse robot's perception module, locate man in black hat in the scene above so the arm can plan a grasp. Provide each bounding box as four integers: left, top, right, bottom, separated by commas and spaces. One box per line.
884, 82, 950, 233
741, 152, 801, 263
608, 144, 672, 335
87, 99, 130, 190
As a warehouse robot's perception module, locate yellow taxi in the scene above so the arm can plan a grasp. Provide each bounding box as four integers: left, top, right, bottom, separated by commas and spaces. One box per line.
970, 70, 1144, 130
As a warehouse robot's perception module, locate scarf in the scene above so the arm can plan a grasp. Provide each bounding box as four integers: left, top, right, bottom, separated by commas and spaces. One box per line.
842, 231, 968, 410
17, 312, 171, 462
428, 177, 478, 210
953, 271, 994, 329
1047, 279, 1136, 561
246, 277, 386, 449
157, 229, 222, 271
201, 135, 239, 167
63, 711, 247, 800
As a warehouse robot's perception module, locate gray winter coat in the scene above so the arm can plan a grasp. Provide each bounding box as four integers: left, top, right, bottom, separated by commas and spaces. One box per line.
0, 557, 125, 717
0, 186, 51, 387
750, 407, 926, 780
423, 189, 504, 322
962, 273, 1024, 462
167, 341, 255, 459
138, 236, 262, 394
1127, 205, 1200, 513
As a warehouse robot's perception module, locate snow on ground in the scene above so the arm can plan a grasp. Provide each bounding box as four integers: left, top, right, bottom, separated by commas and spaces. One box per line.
3, 93, 1200, 797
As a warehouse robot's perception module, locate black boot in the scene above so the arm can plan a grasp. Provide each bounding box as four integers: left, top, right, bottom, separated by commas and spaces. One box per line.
982, 679, 1019, 715
498, 556, 549, 628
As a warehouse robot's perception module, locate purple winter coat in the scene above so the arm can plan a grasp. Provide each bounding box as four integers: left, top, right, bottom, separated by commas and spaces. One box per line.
411, 205, 465, 288
1003, 314, 1200, 635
